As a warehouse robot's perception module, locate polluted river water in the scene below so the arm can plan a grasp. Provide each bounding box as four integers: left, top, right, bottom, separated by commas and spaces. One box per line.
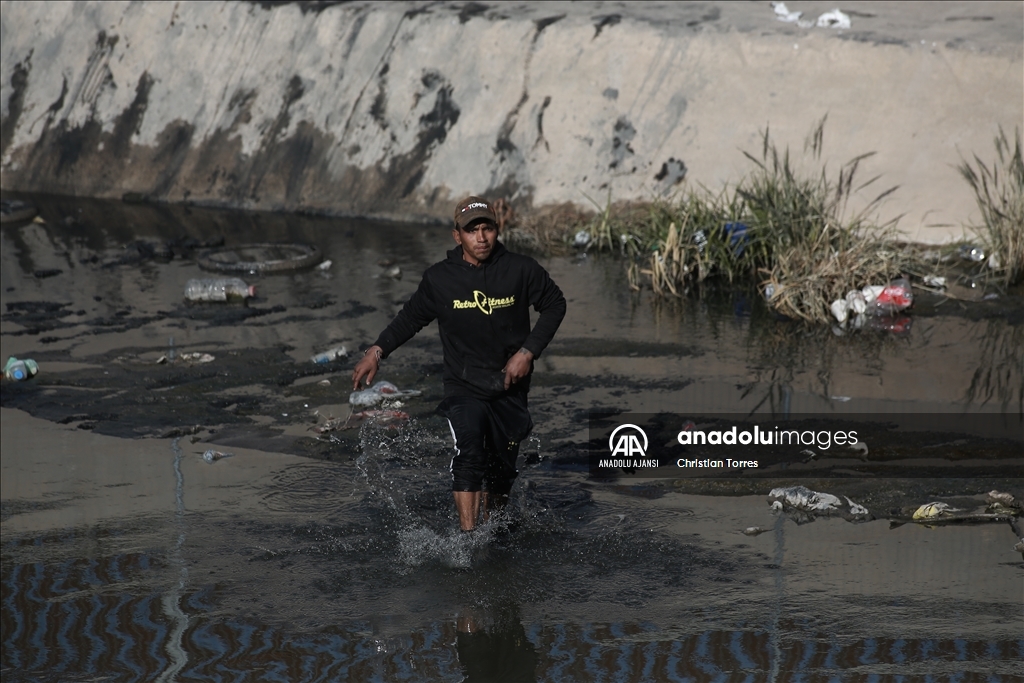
1, 196, 1022, 681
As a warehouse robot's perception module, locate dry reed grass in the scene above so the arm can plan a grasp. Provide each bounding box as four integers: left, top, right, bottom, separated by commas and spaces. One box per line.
958, 127, 1024, 288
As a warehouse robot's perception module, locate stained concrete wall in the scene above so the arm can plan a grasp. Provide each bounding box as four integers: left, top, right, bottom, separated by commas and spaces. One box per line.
1, 1, 1021, 241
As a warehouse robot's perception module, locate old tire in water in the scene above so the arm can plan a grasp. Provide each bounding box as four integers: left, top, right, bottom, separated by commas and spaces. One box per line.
1, 200, 38, 225
197, 243, 322, 274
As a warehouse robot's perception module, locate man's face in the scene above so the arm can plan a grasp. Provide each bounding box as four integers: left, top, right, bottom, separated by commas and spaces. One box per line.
453, 220, 498, 265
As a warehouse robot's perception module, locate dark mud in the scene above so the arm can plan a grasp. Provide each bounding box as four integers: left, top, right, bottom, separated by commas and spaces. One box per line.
2, 195, 1022, 680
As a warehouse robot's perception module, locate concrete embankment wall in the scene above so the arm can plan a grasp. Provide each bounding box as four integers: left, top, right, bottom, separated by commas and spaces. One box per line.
1, 1, 1021, 241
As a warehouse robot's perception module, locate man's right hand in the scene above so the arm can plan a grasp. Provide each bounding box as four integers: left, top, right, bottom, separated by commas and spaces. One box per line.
352, 346, 382, 389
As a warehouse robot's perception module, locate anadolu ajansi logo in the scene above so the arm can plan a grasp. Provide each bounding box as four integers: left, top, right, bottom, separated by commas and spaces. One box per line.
600, 424, 659, 468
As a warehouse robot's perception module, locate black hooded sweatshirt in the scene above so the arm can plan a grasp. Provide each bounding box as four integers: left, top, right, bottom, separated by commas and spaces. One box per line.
372, 242, 566, 400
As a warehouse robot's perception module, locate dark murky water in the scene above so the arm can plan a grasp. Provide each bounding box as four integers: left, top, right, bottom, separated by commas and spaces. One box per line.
2, 196, 1022, 680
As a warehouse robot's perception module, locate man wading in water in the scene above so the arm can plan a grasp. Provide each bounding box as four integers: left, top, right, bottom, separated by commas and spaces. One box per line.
352, 197, 566, 531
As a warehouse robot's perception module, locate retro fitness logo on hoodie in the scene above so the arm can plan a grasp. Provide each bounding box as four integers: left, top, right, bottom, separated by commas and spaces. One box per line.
453, 290, 515, 314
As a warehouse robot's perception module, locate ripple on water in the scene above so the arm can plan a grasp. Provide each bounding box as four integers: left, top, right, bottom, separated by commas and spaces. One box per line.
259, 462, 363, 514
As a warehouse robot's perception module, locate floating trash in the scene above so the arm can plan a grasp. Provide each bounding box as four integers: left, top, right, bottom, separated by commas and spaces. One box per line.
4, 357, 39, 381
986, 490, 1016, 507
912, 502, 961, 520
768, 485, 870, 521
349, 380, 422, 407
202, 449, 233, 463
816, 8, 851, 29
874, 277, 913, 315
184, 278, 254, 302
742, 526, 770, 536
179, 352, 215, 364
573, 230, 592, 248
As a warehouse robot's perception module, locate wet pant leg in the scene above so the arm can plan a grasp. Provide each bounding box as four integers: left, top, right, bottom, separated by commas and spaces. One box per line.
439, 393, 533, 494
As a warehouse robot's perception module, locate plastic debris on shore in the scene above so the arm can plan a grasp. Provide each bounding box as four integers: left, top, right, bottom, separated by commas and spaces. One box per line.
816, 9, 851, 29
4, 357, 39, 381
771, 2, 813, 27
349, 380, 422, 407
986, 490, 1016, 508
202, 449, 233, 463
184, 278, 254, 302
912, 502, 960, 520
772, 3, 849, 29
742, 526, 771, 536
311, 346, 348, 364
830, 277, 913, 326
771, 2, 803, 23
180, 352, 215, 364
768, 485, 871, 523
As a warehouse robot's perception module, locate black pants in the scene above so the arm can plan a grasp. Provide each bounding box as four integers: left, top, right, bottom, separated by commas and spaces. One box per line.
437, 393, 533, 495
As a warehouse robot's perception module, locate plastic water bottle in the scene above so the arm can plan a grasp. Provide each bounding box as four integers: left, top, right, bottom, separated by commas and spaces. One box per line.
184, 278, 255, 302
311, 346, 348, 363
4, 357, 38, 381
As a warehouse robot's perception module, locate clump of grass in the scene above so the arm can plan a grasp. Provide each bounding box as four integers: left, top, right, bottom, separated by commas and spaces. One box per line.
629, 189, 743, 294
958, 126, 1024, 288
745, 120, 910, 322
503, 119, 922, 324
638, 119, 912, 322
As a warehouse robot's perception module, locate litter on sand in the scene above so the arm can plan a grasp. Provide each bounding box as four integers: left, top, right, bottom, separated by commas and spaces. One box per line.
202, 449, 233, 463
816, 8, 851, 29
768, 485, 871, 521
771, 2, 801, 22
311, 346, 348, 364
180, 352, 215, 364
912, 502, 960, 520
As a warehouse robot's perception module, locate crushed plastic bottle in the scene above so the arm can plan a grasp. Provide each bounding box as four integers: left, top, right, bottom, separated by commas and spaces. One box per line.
202, 449, 233, 463
184, 278, 255, 302
693, 230, 707, 254
958, 245, 985, 262
349, 380, 422, 407
873, 277, 913, 315
4, 357, 39, 381
311, 346, 348, 364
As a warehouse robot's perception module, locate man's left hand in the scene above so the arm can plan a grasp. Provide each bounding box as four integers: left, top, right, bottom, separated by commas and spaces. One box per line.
503, 348, 534, 390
